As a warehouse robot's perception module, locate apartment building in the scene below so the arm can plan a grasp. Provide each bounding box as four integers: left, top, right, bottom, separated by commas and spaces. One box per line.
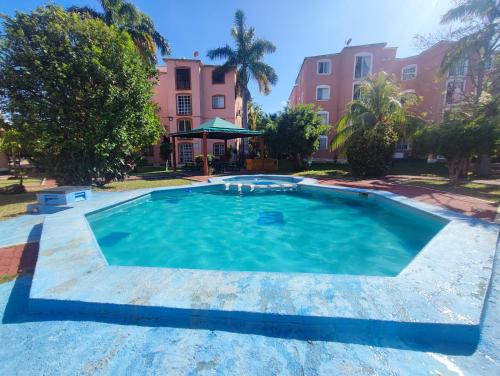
289, 41, 476, 159
147, 58, 242, 165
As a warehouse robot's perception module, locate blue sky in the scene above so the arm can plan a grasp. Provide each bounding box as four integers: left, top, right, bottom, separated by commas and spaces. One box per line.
2, 0, 454, 113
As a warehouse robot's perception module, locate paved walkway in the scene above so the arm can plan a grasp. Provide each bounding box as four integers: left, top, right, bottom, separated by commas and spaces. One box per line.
318, 178, 498, 222
0, 243, 38, 276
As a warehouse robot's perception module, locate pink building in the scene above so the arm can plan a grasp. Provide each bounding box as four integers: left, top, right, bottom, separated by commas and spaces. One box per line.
289, 41, 475, 160
147, 58, 242, 165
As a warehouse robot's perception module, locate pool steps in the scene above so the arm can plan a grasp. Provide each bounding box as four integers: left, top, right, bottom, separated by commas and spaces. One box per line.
224, 182, 298, 192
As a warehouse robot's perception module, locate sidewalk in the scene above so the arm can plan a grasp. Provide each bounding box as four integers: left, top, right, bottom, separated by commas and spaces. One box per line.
319, 178, 498, 222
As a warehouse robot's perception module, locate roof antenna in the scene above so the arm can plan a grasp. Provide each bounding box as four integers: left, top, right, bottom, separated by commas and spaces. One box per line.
345, 38, 352, 46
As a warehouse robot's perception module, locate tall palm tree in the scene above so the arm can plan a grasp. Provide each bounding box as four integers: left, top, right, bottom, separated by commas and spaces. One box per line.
207, 10, 277, 138
439, 0, 499, 103
68, 0, 170, 65
330, 72, 423, 151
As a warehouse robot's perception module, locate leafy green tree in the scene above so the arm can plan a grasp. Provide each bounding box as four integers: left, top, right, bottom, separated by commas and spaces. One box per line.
207, 10, 278, 138
248, 101, 266, 131
0, 6, 162, 186
68, 0, 170, 66
265, 104, 329, 168
330, 72, 424, 176
414, 109, 498, 180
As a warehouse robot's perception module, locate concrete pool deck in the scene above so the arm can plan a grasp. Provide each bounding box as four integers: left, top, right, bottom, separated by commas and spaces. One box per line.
0, 181, 499, 374
9, 179, 494, 355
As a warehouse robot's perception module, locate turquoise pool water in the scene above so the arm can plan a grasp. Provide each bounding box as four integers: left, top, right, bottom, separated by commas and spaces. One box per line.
87, 187, 445, 276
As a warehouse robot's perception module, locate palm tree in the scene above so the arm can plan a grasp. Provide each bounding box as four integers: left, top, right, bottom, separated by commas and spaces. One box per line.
68, 0, 170, 65
207, 10, 277, 140
439, 0, 499, 103
330, 72, 423, 151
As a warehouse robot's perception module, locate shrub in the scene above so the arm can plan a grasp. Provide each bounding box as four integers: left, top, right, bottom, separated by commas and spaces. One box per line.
346, 131, 394, 177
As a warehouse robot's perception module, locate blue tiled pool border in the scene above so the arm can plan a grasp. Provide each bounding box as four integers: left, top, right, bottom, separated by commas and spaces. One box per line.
28, 177, 499, 350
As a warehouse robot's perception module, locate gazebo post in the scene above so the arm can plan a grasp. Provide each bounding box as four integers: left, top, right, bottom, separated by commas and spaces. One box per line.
202, 131, 209, 176
260, 136, 265, 171
171, 136, 177, 172
224, 139, 228, 162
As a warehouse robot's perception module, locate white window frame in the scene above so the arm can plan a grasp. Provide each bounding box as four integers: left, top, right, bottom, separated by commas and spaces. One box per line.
444, 78, 466, 106
212, 95, 225, 109
319, 135, 329, 151
177, 95, 191, 115
178, 143, 193, 163
317, 59, 332, 75
401, 64, 417, 81
213, 143, 225, 156
353, 52, 373, 80
316, 85, 330, 101
317, 110, 329, 125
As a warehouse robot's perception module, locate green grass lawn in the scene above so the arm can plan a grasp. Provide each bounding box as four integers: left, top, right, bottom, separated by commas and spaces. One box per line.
0, 274, 17, 284
0, 174, 191, 221
96, 178, 192, 191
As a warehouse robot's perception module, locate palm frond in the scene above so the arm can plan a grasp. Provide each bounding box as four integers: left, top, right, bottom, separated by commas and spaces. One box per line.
330, 127, 354, 151
207, 45, 235, 61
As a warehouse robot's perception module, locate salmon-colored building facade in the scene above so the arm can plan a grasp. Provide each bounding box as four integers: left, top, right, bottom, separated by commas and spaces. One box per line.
147, 58, 242, 165
289, 41, 475, 160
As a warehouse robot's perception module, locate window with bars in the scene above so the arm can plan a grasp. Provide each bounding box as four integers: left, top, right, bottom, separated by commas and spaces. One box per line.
449, 58, 468, 77
212, 95, 225, 109
177, 95, 191, 115
401, 65, 417, 80
213, 143, 225, 156
175, 68, 191, 90
354, 54, 372, 79
178, 143, 193, 163
212, 70, 225, 84
445, 79, 465, 105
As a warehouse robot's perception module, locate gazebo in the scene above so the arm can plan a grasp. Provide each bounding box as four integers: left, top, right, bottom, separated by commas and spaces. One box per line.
168, 117, 264, 176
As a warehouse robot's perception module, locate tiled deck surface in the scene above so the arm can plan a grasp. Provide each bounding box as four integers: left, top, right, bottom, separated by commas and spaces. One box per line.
0, 182, 499, 374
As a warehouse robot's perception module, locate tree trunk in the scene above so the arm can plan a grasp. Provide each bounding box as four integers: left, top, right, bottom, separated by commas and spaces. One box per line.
241, 89, 251, 156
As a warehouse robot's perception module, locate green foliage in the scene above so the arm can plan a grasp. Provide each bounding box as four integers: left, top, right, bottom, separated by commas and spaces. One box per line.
207, 10, 277, 132
346, 131, 395, 177
265, 104, 329, 167
68, 0, 170, 66
0, 6, 163, 186
414, 109, 499, 180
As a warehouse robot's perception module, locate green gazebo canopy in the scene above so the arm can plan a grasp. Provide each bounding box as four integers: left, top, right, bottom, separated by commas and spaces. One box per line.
168, 117, 263, 140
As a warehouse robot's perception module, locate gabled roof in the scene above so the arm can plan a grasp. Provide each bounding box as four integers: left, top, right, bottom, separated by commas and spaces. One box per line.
168, 117, 263, 140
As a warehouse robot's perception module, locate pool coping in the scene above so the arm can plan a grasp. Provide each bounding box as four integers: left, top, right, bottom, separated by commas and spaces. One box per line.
28, 177, 499, 348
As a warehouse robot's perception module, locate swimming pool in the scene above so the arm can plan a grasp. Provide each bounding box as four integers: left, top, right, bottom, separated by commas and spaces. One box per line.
87, 185, 445, 276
